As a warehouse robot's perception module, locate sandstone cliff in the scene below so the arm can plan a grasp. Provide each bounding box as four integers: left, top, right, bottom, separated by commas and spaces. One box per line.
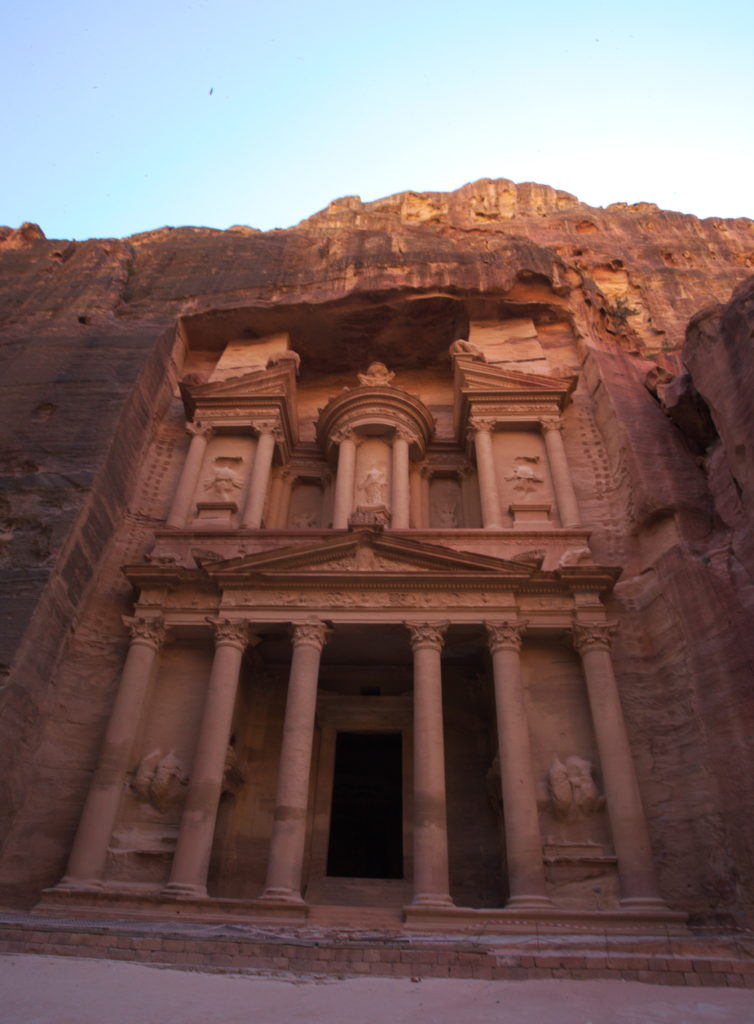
1, 178, 753, 921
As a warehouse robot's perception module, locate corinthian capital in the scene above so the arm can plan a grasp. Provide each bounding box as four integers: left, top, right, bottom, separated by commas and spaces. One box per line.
571, 621, 618, 654
405, 621, 449, 652
485, 620, 528, 653
539, 416, 562, 433
186, 420, 214, 441
468, 415, 498, 436
290, 619, 331, 652
207, 617, 252, 650
122, 615, 169, 648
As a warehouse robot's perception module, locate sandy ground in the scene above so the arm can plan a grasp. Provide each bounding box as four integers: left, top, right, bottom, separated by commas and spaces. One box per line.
1, 955, 753, 1024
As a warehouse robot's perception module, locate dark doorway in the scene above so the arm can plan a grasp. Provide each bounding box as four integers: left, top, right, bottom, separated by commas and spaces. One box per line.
326, 732, 403, 879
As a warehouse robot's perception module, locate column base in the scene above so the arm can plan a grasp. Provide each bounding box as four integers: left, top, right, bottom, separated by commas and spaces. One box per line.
258, 887, 305, 905
54, 876, 105, 893
161, 882, 208, 899
505, 893, 554, 910
410, 892, 455, 909
619, 895, 670, 911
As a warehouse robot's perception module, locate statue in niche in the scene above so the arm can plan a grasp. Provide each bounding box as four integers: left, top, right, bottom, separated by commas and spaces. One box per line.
361, 464, 388, 505
449, 338, 486, 362
290, 508, 320, 528
505, 456, 544, 494
357, 361, 395, 387
132, 750, 188, 813
203, 458, 243, 500
548, 756, 604, 820
437, 503, 459, 527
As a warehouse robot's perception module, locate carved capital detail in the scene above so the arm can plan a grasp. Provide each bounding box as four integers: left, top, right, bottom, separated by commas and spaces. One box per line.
394, 425, 416, 446
123, 615, 169, 648
290, 619, 331, 652
186, 420, 214, 441
571, 621, 618, 654
468, 415, 498, 436
252, 419, 282, 441
405, 621, 449, 652
540, 416, 563, 433
207, 617, 252, 649
330, 427, 355, 446
485, 620, 528, 653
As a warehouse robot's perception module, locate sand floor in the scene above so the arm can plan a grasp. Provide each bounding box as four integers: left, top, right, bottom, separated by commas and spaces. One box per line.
1, 954, 753, 1024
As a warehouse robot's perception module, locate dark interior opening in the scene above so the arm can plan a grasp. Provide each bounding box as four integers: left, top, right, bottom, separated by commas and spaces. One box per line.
326, 731, 403, 879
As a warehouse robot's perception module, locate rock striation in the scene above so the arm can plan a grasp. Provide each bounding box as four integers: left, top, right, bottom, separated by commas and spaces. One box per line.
0, 178, 753, 929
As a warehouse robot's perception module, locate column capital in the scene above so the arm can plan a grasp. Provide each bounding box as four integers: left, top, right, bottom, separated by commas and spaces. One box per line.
186, 420, 214, 440
468, 415, 498, 436
122, 615, 169, 649
572, 621, 618, 654
405, 621, 449, 652
485, 619, 528, 653
207, 617, 254, 650
290, 619, 331, 652
394, 425, 416, 445
253, 419, 282, 441
539, 415, 563, 433
330, 426, 357, 446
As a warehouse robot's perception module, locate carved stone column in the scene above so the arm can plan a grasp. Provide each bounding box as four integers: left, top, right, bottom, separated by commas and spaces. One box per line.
540, 416, 581, 528
261, 620, 330, 903
331, 429, 357, 529
241, 423, 277, 529
406, 621, 453, 907
469, 417, 503, 529
164, 619, 252, 898
486, 621, 551, 908
391, 428, 412, 529
166, 422, 213, 528
420, 466, 431, 527
58, 616, 168, 890
409, 466, 423, 528
573, 622, 666, 907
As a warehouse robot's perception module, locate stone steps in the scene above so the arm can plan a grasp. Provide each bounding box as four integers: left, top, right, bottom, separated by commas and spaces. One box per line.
0, 913, 752, 987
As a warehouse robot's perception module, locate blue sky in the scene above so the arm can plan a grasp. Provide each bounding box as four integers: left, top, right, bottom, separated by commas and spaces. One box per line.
3, 0, 753, 240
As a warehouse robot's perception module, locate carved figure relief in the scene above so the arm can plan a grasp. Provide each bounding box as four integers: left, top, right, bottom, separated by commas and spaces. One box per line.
203, 458, 244, 499
360, 464, 388, 505
449, 338, 487, 362
505, 457, 545, 494
547, 756, 604, 820
357, 361, 395, 387
132, 750, 188, 813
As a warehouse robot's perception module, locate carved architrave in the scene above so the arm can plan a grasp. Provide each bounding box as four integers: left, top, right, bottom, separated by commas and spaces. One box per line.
405, 621, 449, 651
122, 615, 169, 649
485, 619, 528, 653
571, 621, 618, 654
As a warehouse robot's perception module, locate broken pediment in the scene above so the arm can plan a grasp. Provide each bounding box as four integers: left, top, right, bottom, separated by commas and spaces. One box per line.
180, 358, 298, 418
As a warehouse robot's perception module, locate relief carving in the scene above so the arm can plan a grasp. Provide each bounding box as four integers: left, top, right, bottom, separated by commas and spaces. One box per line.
449, 338, 486, 361
558, 546, 593, 567
357, 361, 395, 387
547, 756, 604, 819
202, 458, 244, 499
360, 464, 388, 505
505, 457, 545, 494
132, 750, 188, 812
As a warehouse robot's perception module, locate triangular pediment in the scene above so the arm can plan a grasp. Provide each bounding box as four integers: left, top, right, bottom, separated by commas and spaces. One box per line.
180, 362, 297, 420
455, 357, 574, 396
205, 530, 537, 581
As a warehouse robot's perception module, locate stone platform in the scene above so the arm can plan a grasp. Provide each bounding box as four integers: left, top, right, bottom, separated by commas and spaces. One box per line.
3, 907, 752, 988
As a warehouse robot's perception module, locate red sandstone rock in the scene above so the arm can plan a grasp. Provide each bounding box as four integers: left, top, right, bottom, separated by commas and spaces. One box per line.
0, 178, 752, 937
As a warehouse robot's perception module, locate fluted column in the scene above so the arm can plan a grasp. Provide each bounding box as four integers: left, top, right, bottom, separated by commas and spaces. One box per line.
331, 429, 357, 529
241, 423, 277, 529
58, 616, 168, 890
261, 620, 330, 903
164, 619, 252, 898
406, 621, 453, 908
486, 621, 551, 908
469, 417, 503, 529
541, 416, 581, 528
166, 422, 213, 528
573, 622, 665, 907
391, 428, 412, 529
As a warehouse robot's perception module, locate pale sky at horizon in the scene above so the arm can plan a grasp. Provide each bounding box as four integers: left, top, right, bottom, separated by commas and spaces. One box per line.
3, 0, 753, 241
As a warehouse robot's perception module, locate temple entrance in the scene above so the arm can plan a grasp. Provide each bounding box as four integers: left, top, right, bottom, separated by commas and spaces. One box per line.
326, 732, 403, 879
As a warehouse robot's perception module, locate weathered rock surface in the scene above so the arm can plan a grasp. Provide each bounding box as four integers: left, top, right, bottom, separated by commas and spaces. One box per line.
0, 178, 753, 923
